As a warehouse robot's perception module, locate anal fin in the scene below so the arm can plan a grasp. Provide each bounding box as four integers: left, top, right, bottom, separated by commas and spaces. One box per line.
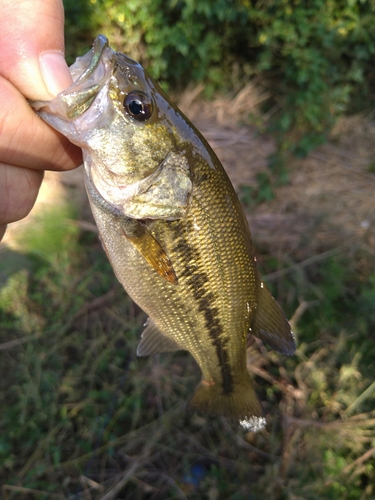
251, 276, 296, 355
137, 318, 184, 356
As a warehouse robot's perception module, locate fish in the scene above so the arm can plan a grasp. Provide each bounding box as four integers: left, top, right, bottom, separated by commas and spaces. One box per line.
30, 35, 295, 431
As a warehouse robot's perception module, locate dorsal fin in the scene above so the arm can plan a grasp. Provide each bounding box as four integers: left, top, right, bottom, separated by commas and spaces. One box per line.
137, 318, 184, 356
251, 277, 296, 355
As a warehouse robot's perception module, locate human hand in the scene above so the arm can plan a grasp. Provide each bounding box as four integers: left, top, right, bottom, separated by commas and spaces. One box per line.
0, 0, 82, 241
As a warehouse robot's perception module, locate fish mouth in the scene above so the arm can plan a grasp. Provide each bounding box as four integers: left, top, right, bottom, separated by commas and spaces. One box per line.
30, 35, 114, 119
62, 35, 111, 118
70, 35, 109, 85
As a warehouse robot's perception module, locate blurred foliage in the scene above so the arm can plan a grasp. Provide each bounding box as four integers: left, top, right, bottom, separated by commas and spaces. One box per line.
1, 204, 375, 498
63, 0, 375, 160
239, 153, 289, 207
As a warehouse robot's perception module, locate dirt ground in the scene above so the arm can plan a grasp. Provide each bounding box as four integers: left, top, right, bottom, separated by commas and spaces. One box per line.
179, 86, 375, 263
3, 84, 375, 267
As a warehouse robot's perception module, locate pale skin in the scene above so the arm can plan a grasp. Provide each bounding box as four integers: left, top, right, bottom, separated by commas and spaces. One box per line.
0, 0, 82, 241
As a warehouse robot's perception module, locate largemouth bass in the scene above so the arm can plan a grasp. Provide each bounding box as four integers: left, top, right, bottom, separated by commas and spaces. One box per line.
31, 35, 295, 431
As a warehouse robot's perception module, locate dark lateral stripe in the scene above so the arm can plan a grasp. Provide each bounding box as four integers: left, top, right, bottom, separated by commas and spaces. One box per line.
172, 222, 234, 395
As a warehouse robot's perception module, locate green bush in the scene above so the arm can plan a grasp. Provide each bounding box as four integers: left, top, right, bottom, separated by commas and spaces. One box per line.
64, 0, 375, 155
252, 0, 375, 155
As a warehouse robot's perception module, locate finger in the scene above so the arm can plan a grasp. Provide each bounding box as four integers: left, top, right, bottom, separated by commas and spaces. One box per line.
0, 76, 82, 171
0, 224, 6, 241
0, 0, 72, 99
0, 163, 44, 225
0, 0, 83, 171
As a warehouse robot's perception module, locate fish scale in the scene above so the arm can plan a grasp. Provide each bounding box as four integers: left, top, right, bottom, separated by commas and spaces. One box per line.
92, 150, 255, 392
87, 150, 259, 411
30, 35, 295, 430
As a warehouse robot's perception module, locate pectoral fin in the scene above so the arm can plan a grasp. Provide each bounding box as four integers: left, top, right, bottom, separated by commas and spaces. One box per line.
251, 276, 296, 355
123, 221, 177, 285
137, 317, 184, 356
84, 174, 177, 284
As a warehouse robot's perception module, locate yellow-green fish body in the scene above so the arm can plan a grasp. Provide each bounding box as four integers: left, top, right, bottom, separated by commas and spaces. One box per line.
31, 35, 295, 430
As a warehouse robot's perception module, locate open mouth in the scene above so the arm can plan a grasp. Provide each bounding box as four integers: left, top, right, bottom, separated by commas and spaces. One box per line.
63, 35, 112, 118
70, 35, 109, 84
30, 35, 113, 119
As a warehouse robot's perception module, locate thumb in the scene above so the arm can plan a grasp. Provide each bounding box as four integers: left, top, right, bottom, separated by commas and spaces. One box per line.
0, 0, 72, 99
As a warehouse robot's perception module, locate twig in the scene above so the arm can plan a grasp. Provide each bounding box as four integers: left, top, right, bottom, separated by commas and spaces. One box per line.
0, 333, 40, 351
80, 475, 104, 492
323, 447, 375, 488
265, 247, 343, 281
342, 447, 375, 476
289, 300, 310, 332
99, 459, 144, 500
43, 404, 184, 474
262, 103, 279, 122
343, 380, 375, 417
284, 416, 342, 429
100, 427, 165, 500
73, 288, 118, 319
69, 219, 98, 233
220, 417, 278, 462
284, 415, 375, 430
247, 365, 284, 390
2, 485, 63, 499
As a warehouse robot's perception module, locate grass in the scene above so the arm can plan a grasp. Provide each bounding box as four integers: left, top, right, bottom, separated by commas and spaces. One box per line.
1, 201, 375, 499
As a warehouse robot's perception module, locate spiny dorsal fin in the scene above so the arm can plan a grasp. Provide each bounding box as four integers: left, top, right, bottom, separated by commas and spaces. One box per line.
137, 318, 184, 356
251, 277, 296, 355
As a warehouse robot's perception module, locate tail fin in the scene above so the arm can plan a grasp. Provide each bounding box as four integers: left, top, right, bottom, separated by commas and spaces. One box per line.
188, 375, 265, 430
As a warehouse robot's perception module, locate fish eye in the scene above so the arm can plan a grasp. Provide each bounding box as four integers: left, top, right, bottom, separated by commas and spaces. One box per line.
123, 90, 153, 122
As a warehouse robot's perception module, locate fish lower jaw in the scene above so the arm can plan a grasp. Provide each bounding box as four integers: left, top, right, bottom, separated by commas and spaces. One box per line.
87, 167, 133, 208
